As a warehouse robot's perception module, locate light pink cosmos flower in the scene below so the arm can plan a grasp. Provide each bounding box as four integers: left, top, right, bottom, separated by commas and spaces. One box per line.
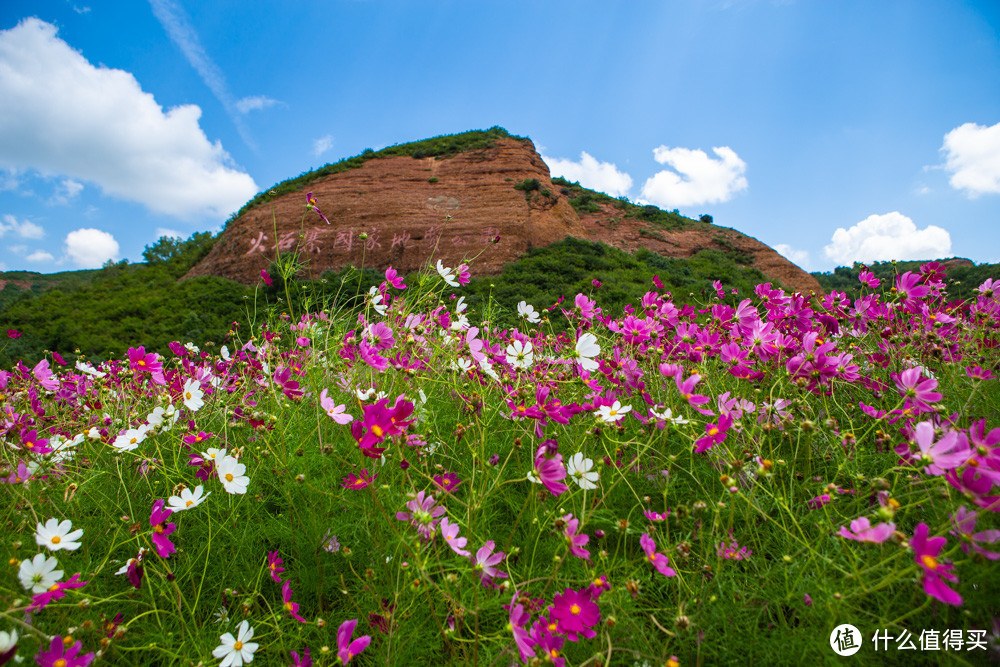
472, 540, 508, 587
395, 491, 446, 541
319, 388, 354, 424
911, 522, 962, 606
639, 533, 676, 577
439, 517, 471, 557
911, 421, 970, 475
893, 367, 941, 414
838, 517, 895, 544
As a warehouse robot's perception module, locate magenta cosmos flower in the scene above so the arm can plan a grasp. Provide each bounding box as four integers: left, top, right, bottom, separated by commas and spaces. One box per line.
549, 587, 600, 641
267, 551, 285, 582
149, 499, 177, 558
893, 368, 942, 415
34, 635, 94, 667
282, 580, 309, 623
694, 414, 732, 453
911, 522, 962, 606
28, 573, 88, 613
341, 469, 376, 490
561, 514, 590, 561
950, 506, 1000, 560
529, 445, 568, 497
336, 619, 371, 664
640, 533, 676, 577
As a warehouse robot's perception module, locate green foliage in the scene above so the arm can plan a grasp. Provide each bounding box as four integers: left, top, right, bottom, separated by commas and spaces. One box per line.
461, 237, 770, 328
230, 127, 523, 226
0, 234, 251, 367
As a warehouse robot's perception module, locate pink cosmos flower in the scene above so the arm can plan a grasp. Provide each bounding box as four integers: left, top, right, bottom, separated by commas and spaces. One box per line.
267, 551, 285, 582
439, 517, 471, 557
149, 499, 177, 559
530, 445, 568, 497
911, 522, 962, 606
336, 619, 371, 664
7, 328, 21, 339
28, 573, 88, 613
858, 268, 881, 289
305, 192, 331, 225
717, 533, 753, 560
643, 510, 669, 522
34, 635, 94, 667
893, 368, 942, 414
319, 388, 354, 424
273, 365, 304, 400
290, 648, 312, 666
182, 431, 213, 447
395, 491, 446, 541
385, 266, 407, 290
341, 469, 376, 490
3, 460, 31, 484
639, 533, 676, 577
674, 374, 712, 414
260, 269, 273, 285
561, 513, 590, 561
967, 366, 995, 380
694, 414, 732, 453
282, 580, 309, 623
950, 506, 1000, 560
472, 540, 508, 587
508, 597, 537, 663
549, 587, 600, 641
838, 517, 895, 544
350, 396, 415, 458
896, 271, 930, 310
433, 471, 461, 493
807, 494, 832, 510
910, 421, 970, 475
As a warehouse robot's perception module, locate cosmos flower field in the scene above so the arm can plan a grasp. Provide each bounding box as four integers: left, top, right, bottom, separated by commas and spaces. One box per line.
1, 256, 999, 666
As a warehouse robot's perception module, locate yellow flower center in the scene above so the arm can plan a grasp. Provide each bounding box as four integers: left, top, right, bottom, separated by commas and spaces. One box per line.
609, 410, 618, 417
234, 641, 243, 650
548, 622, 558, 632
921, 554, 939, 570
48, 583, 60, 591
285, 602, 294, 611
570, 604, 581, 615
54, 660, 67, 667
371, 424, 384, 438
186, 500, 194, 507
63, 636, 74, 646
708, 427, 719, 436
225, 473, 234, 482
154, 525, 164, 534
593, 577, 603, 587
648, 553, 657, 562
51, 535, 61, 544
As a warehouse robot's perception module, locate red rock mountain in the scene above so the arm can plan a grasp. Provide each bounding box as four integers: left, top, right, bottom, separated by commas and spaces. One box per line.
185, 136, 822, 295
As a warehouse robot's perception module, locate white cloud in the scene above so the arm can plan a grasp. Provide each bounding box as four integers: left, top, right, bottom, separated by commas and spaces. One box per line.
9, 245, 27, 255
65, 228, 119, 268
50, 178, 84, 205
26, 250, 55, 263
155, 227, 184, 239
312, 134, 334, 158
0, 18, 258, 220
773, 243, 810, 270
0, 214, 44, 239
640, 145, 747, 208
541, 151, 633, 197
823, 212, 951, 266
942, 122, 1000, 197
236, 95, 280, 114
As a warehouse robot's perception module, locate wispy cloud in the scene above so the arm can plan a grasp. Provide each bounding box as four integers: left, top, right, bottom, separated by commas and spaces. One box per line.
312, 134, 334, 158
0, 214, 44, 240
148, 0, 280, 149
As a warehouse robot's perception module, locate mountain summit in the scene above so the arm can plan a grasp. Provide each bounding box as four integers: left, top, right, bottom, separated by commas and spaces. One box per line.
185, 128, 821, 295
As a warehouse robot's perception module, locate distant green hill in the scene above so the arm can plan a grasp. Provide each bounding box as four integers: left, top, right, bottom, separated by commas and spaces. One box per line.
811, 259, 999, 301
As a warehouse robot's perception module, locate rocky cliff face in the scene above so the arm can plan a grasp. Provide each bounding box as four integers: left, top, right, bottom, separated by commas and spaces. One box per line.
185, 137, 823, 295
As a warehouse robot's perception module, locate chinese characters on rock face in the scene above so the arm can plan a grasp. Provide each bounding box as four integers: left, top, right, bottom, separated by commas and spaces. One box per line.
245, 224, 500, 264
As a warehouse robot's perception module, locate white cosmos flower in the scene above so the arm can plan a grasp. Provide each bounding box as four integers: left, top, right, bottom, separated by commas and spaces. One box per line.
356, 387, 377, 401
453, 357, 474, 372
212, 619, 259, 667
203, 447, 228, 464
478, 357, 500, 381
0, 629, 18, 654
112, 424, 151, 451
505, 339, 534, 369
182, 378, 204, 412
517, 300, 541, 324
167, 485, 211, 512
369, 286, 387, 316
114, 547, 149, 575
450, 314, 470, 331
650, 407, 690, 425
437, 260, 459, 287
75, 360, 106, 378
566, 452, 599, 490
220, 345, 231, 361
18, 553, 63, 593
35, 517, 84, 552
596, 400, 631, 423
574, 333, 601, 372
217, 456, 249, 495
456, 296, 467, 314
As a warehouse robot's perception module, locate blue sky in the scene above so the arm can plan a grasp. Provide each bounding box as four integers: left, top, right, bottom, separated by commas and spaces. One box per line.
1, 0, 998, 274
